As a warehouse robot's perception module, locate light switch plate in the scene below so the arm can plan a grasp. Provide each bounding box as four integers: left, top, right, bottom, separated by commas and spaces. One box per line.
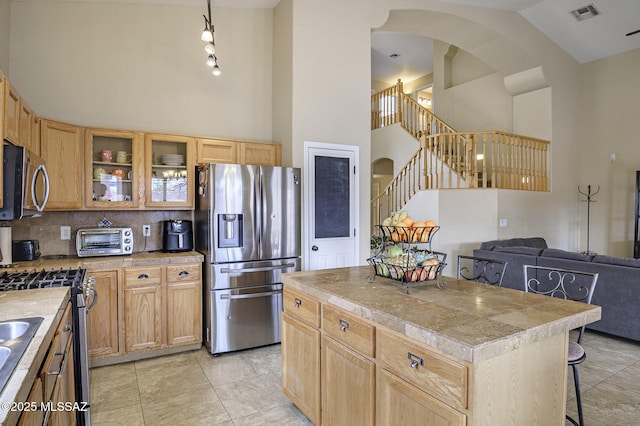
61, 226, 71, 240
499, 219, 508, 228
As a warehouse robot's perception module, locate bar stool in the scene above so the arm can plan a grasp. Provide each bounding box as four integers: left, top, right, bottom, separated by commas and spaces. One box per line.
457, 255, 508, 286
523, 265, 599, 426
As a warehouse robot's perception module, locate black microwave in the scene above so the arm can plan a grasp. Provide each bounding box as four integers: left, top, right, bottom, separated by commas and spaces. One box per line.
0, 143, 50, 220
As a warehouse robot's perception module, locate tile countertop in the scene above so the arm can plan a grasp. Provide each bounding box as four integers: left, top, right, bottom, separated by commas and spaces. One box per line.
281, 266, 602, 363
0, 287, 70, 426
6, 250, 204, 271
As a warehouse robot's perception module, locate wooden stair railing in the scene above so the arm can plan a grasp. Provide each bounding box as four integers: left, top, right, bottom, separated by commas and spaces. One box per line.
371, 80, 551, 225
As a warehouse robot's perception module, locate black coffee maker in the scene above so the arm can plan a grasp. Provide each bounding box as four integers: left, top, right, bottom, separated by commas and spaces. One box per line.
162, 220, 194, 252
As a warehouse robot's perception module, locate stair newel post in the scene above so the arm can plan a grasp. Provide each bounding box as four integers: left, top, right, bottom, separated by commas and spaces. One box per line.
396, 79, 403, 125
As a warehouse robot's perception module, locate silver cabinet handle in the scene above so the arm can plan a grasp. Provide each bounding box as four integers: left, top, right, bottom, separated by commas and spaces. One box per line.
138, 273, 149, 279
294, 298, 302, 308
339, 319, 350, 332
408, 352, 424, 368
178, 270, 189, 276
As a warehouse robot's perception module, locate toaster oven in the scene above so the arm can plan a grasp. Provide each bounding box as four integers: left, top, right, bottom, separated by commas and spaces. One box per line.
76, 227, 133, 257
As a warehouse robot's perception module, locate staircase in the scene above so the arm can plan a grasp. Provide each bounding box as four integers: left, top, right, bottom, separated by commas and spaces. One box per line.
371, 80, 550, 225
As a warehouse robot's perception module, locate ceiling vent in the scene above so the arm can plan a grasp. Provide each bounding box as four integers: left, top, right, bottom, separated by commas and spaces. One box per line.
570, 4, 601, 22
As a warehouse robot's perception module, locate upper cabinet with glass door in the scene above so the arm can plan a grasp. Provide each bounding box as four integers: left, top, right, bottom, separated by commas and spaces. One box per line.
144, 133, 195, 209
85, 129, 144, 209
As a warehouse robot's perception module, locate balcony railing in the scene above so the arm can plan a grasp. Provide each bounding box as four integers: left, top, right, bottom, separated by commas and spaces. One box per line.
371, 80, 550, 225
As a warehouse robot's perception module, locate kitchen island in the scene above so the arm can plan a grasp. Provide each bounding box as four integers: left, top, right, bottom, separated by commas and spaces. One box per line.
281, 266, 601, 426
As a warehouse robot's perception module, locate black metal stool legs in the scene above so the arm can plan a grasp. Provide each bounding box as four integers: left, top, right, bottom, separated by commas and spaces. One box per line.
566, 363, 584, 426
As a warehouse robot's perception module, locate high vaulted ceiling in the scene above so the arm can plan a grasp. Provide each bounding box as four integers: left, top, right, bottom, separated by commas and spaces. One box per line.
15, 0, 640, 85
372, 0, 640, 84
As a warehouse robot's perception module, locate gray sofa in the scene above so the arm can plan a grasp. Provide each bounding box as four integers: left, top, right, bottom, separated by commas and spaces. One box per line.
474, 237, 640, 342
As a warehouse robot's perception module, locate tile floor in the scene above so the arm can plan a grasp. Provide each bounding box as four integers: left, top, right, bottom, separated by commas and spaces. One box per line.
90, 330, 640, 425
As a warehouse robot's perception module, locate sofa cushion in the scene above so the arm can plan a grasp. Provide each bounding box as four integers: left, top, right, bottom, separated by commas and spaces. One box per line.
480, 237, 548, 251
540, 248, 594, 262
592, 255, 640, 268
494, 246, 543, 256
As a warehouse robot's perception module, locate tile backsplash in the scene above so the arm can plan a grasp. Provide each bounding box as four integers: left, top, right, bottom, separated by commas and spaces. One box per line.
7, 210, 193, 256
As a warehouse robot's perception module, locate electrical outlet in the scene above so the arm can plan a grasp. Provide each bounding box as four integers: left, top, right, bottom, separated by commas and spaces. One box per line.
60, 226, 71, 240
143, 225, 151, 237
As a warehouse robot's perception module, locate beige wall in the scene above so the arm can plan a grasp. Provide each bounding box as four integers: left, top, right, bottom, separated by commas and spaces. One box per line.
8, 2, 274, 144
0, 0, 9, 72
579, 48, 640, 257
6, 0, 638, 262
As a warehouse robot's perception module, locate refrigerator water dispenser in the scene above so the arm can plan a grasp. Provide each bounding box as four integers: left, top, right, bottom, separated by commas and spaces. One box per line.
218, 214, 243, 248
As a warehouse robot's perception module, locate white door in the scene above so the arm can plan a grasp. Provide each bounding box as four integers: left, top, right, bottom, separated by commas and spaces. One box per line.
304, 142, 359, 270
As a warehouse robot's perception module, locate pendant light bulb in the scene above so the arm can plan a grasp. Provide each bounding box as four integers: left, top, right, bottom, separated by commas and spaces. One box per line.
212, 64, 221, 76
204, 42, 216, 55
200, 26, 213, 43
206, 55, 216, 67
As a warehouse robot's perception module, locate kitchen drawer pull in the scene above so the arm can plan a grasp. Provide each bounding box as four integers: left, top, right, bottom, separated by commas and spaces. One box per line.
178, 270, 189, 276
408, 352, 424, 368
339, 319, 350, 332
294, 298, 302, 308
137, 273, 149, 279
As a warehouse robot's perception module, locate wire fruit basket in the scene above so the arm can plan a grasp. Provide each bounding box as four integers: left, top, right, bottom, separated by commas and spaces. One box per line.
367, 225, 447, 291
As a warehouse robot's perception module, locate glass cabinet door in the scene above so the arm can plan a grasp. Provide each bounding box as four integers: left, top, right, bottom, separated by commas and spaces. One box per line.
144, 134, 195, 209
85, 129, 144, 209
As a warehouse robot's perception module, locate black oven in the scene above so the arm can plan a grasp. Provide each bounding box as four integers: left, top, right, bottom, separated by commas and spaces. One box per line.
0, 268, 95, 425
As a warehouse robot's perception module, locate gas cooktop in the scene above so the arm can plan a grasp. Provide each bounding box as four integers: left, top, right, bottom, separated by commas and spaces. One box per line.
0, 268, 86, 292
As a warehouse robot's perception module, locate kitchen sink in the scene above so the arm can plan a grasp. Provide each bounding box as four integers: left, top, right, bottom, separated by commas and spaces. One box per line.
0, 321, 31, 344
0, 347, 10, 369
0, 317, 44, 394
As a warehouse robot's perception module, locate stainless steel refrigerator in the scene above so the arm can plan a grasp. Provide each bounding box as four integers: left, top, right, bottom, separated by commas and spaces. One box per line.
195, 164, 301, 354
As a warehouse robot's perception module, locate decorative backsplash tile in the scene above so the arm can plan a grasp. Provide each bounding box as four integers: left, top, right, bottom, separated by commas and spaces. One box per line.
10, 210, 193, 256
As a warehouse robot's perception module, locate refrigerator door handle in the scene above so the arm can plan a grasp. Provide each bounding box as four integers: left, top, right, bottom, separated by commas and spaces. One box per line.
220, 263, 296, 274
220, 290, 282, 300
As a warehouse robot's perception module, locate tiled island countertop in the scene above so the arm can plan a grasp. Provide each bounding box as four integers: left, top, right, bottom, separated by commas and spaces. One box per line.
282, 266, 601, 363
281, 266, 603, 425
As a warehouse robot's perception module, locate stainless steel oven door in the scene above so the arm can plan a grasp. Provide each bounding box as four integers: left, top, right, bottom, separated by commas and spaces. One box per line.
75, 288, 94, 425
207, 284, 282, 354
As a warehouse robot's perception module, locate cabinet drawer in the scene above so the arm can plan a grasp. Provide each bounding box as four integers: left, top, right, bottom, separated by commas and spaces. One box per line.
166, 264, 201, 283
378, 330, 468, 409
283, 288, 320, 327
322, 305, 375, 358
125, 267, 162, 287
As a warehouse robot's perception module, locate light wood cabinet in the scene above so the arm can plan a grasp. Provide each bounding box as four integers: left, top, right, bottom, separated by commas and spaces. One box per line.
84, 128, 144, 209
87, 269, 120, 358
29, 115, 40, 156
321, 335, 375, 425
282, 288, 321, 424
166, 264, 202, 346
144, 133, 196, 209
17, 378, 44, 426
196, 137, 237, 164
282, 312, 321, 425
239, 141, 281, 166
377, 368, 466, 426
40, 119, 84, 210
123, 263, 202, 354
3, 78, 20, 144
39, 302, 75, 426
124, 266, 163, 352
19, 99, 33, 148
